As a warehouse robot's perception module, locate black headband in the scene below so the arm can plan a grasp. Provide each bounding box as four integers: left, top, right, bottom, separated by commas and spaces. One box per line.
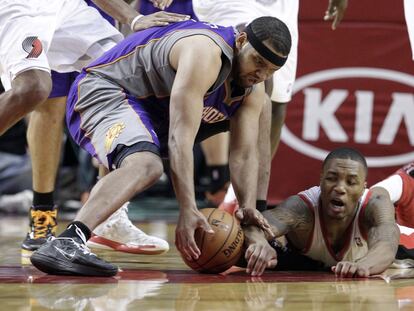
244, 23, 287, 67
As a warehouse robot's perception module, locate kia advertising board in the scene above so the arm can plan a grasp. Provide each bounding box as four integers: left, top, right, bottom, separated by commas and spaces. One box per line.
268, 1, 414, 202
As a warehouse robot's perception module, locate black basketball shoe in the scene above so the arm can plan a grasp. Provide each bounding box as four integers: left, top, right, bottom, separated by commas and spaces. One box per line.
393, 245, 414, 268
22, 207, 58, 257
30, 237, 118, 277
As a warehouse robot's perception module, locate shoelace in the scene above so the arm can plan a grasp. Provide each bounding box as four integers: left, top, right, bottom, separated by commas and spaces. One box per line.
31, 210, 57, 239
55, 237, 96, 257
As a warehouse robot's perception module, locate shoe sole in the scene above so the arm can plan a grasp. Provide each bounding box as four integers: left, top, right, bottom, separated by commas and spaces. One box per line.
87, 236, 169, 255
392, 259, 414, 269
30, 252, 118, 277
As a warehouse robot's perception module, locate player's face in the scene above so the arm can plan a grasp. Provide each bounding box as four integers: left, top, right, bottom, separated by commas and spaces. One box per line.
233, 34, 281, 88
320, 158, 367, 221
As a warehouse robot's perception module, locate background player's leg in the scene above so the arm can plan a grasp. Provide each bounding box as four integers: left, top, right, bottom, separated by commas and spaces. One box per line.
0, 70, 51, 135
22, 96, 65, 255
201, 133, 230, 206
87, 164, 169, 254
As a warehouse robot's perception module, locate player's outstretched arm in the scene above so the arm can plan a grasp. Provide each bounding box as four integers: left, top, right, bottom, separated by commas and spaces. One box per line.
168, 35, 222, 261
229, 84, 265, 212
332, 188, 400, 278
92, 0, 189, 32
243, 195, 312, 275
324, 0, 348, 30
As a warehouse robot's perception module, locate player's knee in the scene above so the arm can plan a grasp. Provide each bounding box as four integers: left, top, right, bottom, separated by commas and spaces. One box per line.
144, 157, 164, 183
13, 74, 51, 109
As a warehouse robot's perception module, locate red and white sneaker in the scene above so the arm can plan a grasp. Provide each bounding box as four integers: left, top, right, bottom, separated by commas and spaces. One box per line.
87, 203, 169, 255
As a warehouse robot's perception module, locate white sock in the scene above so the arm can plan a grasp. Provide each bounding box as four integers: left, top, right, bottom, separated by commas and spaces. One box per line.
223, 184, 237, 203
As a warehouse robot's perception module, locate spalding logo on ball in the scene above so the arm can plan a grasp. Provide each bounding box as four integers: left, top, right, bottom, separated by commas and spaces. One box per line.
182, 208, 245, 273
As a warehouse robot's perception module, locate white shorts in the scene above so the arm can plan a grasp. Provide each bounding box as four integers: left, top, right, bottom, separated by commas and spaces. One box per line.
193, 0, 299, 103
0, 0, 122, 89
404, 0, 414, 60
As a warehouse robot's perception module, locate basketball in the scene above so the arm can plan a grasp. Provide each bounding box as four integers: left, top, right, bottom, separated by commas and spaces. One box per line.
182, 208, 244, 273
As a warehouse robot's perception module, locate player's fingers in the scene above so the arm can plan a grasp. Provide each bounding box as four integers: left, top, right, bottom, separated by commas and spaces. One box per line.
339, 263, 352, 277
185, 234, 201, 260
332, 10, 345, 30
245, 246, 254, 261
356, 267, 370, 278
235, 209, 244, 222
164, 0, 174, 9
251, 249, 269, 276
267, 258, 278, 269
157, 11, 190, 19
200, 219, 215, 235
347, 265, 358, 278
246, 247, 260, 274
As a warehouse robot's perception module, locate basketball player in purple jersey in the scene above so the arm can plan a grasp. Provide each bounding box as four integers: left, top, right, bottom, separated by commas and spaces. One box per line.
30, 17, 292, 276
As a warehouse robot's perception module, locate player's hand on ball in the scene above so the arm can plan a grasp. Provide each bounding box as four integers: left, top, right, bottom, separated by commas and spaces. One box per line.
245, 241, 277, 276
131, 11, 190, 32
331, 261, 370, 278
175, 208, 214, 261
235, 208, 274, 238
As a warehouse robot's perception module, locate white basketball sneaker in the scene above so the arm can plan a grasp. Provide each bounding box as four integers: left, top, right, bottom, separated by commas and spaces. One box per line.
86, 203, 169, 255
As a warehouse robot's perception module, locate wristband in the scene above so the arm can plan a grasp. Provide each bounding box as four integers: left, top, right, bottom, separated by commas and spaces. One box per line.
256, 200, 267, 212
130, 14, 144, 31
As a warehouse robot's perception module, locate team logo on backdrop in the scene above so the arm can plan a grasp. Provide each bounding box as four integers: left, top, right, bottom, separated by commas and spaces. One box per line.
105, 122, 125, 152
281, 67, 414, 167
22, 36, 43, 59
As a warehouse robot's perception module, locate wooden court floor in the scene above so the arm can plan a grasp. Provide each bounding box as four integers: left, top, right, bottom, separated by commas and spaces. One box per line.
1, 215, 414, 310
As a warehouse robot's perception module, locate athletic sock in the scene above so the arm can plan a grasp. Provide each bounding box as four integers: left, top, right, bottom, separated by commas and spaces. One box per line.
32, 191, 54, 210
208, 165, 230, 193
59, 221, 92, 244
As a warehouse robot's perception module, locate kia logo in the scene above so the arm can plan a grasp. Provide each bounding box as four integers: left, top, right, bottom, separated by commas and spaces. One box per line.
281, 67, 414, 167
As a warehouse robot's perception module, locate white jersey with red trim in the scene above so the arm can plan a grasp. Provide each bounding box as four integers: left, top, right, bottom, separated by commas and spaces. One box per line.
0, 0, 122, 89
298, 186, 370, 267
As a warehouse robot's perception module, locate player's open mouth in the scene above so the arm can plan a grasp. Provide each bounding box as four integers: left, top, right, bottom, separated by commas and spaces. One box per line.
330, 198, 345, 211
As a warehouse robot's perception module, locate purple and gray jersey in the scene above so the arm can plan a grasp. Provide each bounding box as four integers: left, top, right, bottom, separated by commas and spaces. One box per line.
66, 20, 249, 168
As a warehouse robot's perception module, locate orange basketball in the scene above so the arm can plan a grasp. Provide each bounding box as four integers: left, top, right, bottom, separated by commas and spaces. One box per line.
182, 208, 245, 273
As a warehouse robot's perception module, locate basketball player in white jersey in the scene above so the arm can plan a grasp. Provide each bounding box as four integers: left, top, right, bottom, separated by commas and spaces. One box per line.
192, 0, 349, 209
0, 0, 188, 257
242, 147, 401, 277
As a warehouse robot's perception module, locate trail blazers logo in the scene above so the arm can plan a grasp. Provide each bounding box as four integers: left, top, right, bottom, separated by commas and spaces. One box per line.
22, 36, 43, 58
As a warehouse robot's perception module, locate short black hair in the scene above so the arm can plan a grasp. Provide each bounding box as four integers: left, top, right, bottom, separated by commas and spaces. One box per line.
323, 147, 368, 176
249, 16, 291, 56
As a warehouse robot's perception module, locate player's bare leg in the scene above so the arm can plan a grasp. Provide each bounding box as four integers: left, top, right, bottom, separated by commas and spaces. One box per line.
0, 70, 51, 135
201, 132, 230, 206
30, 151, 166, 276
87, 164, 169, 255
22, 96, 65, 256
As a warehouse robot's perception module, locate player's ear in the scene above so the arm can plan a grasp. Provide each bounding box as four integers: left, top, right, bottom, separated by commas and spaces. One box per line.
235, 32, 248, 50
